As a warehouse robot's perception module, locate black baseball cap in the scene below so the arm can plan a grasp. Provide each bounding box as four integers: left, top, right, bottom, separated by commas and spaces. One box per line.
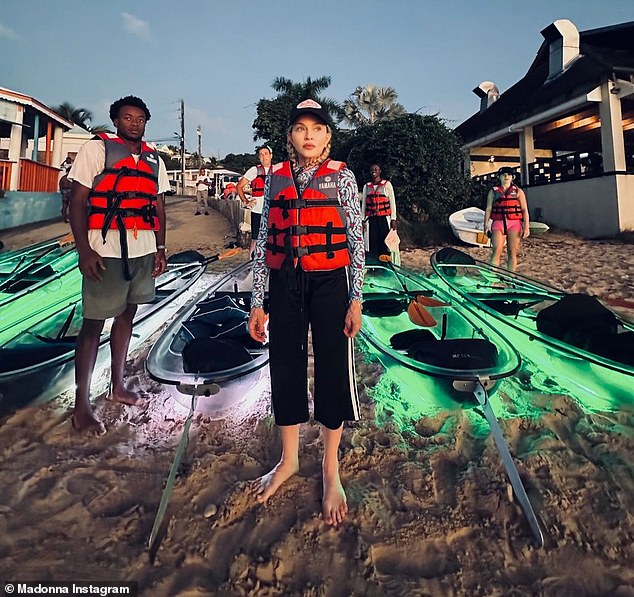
289, 99, 331, 127
497, 166, 516, 175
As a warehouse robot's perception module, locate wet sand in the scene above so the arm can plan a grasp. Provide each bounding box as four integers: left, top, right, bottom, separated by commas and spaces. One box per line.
0, 199, 632, 596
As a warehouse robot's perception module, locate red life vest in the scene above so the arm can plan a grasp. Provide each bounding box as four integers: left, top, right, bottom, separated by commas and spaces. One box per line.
265, 160, 350, 271
251, 165, 268, 198
87, 133, 160, 234
365, 180, 391, 217
491, 184, 523, 220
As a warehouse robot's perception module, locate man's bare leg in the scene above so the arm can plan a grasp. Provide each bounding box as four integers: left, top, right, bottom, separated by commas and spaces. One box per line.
109, 303, 144, 405
73, 318, 106, 432
321, 424, 347, 526
250, 424, 300, 504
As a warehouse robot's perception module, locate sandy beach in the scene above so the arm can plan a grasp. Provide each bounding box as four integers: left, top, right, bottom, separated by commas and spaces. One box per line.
0, 197, 632, 596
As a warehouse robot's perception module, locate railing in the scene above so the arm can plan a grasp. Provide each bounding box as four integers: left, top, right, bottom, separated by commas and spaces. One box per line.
18, 159, 59, 192
0, 160, 13, 191
527, 152, 603, 186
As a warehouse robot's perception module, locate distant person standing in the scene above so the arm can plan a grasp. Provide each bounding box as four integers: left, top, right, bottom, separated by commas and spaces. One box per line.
195, 167, 212, 215
236, 145, 273, 256
68, 95, 170, 434
361, 163, 397, 258
59, 153, 75, 222
484, 166, 530, 272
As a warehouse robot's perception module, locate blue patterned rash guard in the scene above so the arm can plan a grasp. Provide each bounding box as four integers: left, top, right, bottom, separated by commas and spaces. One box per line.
250, 163, 365, 309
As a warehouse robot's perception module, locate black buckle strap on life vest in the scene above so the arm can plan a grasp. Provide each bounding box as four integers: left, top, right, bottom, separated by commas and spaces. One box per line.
269, 198, 340, 210
100, 166, 158, 184
115, 212, 132, 281
292, 241, 348, 259
267, 222, 284, 255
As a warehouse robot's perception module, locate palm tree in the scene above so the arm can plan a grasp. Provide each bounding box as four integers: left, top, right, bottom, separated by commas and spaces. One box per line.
342, 85, 406, 127
270, 76, 341, 122
53, 102, 111, 133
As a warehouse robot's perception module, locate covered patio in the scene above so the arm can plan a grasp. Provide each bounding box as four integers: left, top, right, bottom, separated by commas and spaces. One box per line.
457, 20, 634, 238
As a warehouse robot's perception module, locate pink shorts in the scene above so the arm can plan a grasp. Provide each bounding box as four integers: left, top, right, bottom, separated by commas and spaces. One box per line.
491, 219, 522, 235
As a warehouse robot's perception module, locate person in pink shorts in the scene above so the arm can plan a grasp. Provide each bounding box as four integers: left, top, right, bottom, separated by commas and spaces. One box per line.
484, 167, 530, 271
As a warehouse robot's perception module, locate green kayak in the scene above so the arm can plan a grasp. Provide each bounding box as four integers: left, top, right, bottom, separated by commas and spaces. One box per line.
0, 250, 209, 414
361, 258, 544, 547
431, 248, 633, 410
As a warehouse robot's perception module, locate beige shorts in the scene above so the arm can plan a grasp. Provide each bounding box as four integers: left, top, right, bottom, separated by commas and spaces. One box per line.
82, 254, 155, 320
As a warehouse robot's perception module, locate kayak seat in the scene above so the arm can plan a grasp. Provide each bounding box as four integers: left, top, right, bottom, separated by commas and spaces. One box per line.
182, 338, 252, 373
407, 338, 498, 370
536, 294, 618, 351
390, 329, 436, 350
569, 330, 634, 366
363, 297, 408, 317
0, 341, 75, 373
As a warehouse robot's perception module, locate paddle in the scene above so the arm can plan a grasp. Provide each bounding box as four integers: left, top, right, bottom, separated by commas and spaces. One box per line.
0, 233, 76, 292
148, 384, 199, 559
377, 254, 438, 327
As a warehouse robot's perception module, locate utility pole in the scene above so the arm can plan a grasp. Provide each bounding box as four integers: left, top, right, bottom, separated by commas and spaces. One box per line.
180, 98, 185, 194
197, 125, 202, 167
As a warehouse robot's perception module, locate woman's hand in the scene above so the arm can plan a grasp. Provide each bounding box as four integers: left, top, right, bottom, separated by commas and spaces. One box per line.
344, 300, 362, 338
523, 225, 531, 239
248, 307, 268, 343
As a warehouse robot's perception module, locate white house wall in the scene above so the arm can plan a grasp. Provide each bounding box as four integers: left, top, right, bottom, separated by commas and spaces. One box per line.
616, 175, 634, 232
528, 176, 623, 238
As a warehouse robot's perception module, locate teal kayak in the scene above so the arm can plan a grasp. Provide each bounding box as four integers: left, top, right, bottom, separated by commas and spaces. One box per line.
0, 236, 78, 312
430, 248, 634, 410
360, 258, 544, 546
0, 250, 208, 414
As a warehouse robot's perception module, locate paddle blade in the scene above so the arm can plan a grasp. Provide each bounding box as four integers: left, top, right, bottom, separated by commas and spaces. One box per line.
408, 300, 437, 327
218, 247, 242, 260
58, 232, 75, 246
416, 294, 449, 308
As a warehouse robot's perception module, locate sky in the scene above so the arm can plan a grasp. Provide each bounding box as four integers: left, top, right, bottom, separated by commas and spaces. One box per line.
1, 0, 632, 158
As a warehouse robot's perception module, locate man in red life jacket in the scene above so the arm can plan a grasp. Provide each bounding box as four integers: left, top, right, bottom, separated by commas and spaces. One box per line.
361, 163, 397, 258
484, 166, 530, 272
236, 145, 273, 257
68, 96, 170, 434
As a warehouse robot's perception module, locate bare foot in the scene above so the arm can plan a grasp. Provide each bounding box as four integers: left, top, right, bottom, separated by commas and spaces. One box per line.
107, 387, 148, 407
322, 467, 348, 526
249, 460, 299, 504
71, 412, 106, 436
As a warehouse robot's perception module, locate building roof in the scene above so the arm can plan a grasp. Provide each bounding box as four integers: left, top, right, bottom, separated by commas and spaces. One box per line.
455, 21, 634, 145
0, 86, 74, 130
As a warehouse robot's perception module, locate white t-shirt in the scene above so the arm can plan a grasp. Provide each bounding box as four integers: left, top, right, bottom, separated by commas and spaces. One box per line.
68, 139, 170, 258
196, 176, 211, 192
241, 165, 270, 214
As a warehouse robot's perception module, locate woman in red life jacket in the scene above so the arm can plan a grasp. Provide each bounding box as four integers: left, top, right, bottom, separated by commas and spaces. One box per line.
248, 99, 365, 526
484, 166, 530, 271
361, 163, 397, 257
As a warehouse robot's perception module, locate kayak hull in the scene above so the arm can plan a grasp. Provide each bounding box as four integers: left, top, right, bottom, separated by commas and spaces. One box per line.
0, 253, 208, 415
145, 260, 269, 416
430, 248, 633, 409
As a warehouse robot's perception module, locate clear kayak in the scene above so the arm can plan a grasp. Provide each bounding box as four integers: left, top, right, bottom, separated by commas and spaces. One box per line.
0, 250, 208, 414
145, 260, 269, 416
361, 257, 544, 546
430, 247, 634, 410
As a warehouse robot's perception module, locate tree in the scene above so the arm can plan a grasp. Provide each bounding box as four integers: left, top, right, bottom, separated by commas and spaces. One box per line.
346, 114, 471, 223
222, 152, 258, 174
53, 102, 111, 134
252, 76, 341, 160
342, 85, 406, 128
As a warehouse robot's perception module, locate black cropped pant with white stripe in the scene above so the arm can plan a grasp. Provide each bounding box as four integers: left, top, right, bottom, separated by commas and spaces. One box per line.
268, 265, 360, 429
